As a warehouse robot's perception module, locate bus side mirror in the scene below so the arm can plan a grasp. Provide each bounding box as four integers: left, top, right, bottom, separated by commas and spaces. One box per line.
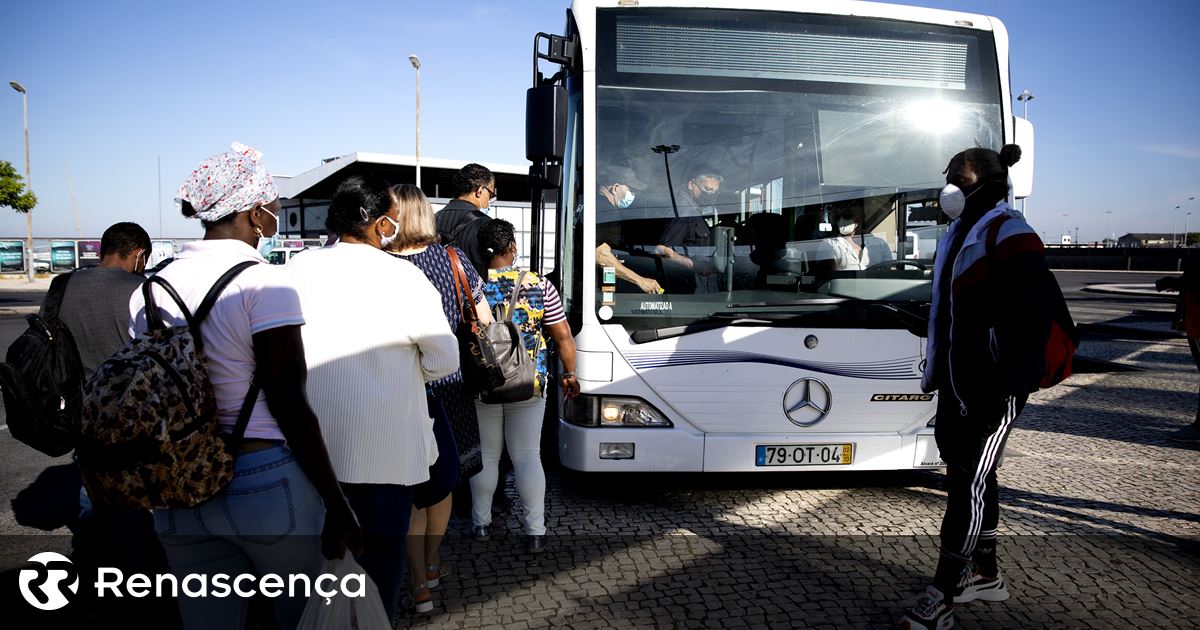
526, 85, 566, 162
1011, 117, 1035, 199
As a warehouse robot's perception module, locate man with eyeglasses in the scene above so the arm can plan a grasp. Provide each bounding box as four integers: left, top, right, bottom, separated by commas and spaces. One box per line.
435, 162, 496, 277
658, 165, 725, 293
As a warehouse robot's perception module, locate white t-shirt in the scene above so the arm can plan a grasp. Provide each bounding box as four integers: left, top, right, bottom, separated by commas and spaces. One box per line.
129, 239, 304, 441
286, 242, 459, 486
821, 236, 871, 271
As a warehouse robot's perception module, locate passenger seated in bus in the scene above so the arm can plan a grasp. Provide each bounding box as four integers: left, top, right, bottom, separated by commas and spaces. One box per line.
816, 205, 892, 271
745, 212, 788, 289
593, 166, 665, 294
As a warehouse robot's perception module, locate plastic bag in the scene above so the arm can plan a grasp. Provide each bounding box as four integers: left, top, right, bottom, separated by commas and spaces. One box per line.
296, 555, 392, 630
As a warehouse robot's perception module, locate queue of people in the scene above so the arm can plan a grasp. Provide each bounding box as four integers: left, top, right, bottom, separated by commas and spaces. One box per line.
14, 147, 578, 629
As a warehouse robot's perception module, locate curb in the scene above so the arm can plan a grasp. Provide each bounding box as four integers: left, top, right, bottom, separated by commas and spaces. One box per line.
1081, 284, 1176, 299
0, 306, 39, 315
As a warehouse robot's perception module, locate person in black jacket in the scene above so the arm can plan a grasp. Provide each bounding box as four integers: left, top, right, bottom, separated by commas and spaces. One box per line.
435, 163, 495, 277
901, 145, 1050, 630
1157, 249, 1200, 442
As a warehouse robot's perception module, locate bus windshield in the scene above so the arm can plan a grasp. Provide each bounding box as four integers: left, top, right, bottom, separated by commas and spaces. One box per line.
591, 9, 1003, 332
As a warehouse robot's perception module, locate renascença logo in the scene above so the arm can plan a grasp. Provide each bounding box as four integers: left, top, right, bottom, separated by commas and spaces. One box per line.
19, 552, 80, 611
16, 550, 367, 612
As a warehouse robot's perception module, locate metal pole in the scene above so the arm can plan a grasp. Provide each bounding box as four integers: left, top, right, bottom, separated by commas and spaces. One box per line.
158, 155, 163, 237
1176, 205, 1185, 247
409, 55, 421, 191
1187, 213, 1192, 248
1017, 90, 1034, 216
20, 88, 32, 282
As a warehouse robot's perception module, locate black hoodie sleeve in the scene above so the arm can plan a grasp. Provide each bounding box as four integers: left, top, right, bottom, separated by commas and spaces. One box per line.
992, 231, 1053, 395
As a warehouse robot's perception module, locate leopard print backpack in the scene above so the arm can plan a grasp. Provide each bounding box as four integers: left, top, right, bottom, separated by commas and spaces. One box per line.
77, 261, 260, 509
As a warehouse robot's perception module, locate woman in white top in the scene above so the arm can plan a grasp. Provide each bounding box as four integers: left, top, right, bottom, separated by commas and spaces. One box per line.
818, 204, 893, 271
286, 174, 458, 620
130, 143, 361, 630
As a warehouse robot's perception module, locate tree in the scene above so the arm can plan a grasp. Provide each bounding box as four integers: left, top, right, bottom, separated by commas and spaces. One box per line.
0, 160, 37, 213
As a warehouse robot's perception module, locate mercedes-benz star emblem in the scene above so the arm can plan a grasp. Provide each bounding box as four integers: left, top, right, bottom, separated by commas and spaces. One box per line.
782, 378, 833, 427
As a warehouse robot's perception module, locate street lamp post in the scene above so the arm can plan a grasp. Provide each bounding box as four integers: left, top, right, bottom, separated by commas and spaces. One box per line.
1175, 206, 1181, 248
409, 54, 421, 191
1016, 90, 1034, 215
1061, 212, 1069, 244
9, 80, 33, 282
1105, 210, 1112, 247
1185, 197, 1196, 248
1017, 89, 1035, 119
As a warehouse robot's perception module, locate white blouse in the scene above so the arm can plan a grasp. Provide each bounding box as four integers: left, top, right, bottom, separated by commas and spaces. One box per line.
287, 242, 459, 485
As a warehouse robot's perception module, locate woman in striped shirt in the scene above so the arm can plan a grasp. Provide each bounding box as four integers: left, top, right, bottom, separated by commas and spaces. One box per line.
470, 218, 579, 555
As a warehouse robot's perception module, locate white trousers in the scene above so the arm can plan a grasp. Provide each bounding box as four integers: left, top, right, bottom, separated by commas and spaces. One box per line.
470, 397, 547, 536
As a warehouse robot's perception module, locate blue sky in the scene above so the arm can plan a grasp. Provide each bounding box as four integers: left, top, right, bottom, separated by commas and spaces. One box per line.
1, 0, 1197, 243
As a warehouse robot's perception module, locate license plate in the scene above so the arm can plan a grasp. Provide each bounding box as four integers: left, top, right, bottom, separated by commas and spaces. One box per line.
756, 443, 853, 466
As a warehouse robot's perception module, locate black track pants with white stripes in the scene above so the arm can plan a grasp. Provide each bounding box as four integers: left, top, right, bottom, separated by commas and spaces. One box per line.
932, 390, 1027, 592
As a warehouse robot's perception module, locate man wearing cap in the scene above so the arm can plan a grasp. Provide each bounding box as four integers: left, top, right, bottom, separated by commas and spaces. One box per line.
594, 166, 664, 294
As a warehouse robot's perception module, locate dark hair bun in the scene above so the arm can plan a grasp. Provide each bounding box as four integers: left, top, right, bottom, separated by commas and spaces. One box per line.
180, 200, 198, 218
1000, 144, 1022, 168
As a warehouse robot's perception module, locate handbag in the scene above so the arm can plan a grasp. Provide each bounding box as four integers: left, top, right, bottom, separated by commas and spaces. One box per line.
296, 556, 391, 630
480, 271, 537, 404
447, 247, 504, 394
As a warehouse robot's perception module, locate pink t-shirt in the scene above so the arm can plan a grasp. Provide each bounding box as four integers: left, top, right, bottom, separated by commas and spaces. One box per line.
129, 239, 304, 441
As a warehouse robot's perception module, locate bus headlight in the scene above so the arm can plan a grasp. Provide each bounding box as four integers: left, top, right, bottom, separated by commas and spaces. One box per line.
562, 395, 673, 428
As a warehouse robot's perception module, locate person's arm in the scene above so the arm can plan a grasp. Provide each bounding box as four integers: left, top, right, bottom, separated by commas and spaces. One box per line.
544, 320, 580, 399
409, 277, 460, 382
993, 229, 1054, 394
539, 280, 579, 398
596, 242, 662, 294
253, 325, 362, 560
460, 249, 495, 325
654, 244, 695, 270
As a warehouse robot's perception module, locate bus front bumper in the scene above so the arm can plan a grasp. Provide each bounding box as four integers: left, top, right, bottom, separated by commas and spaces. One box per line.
559, 421, 944, 473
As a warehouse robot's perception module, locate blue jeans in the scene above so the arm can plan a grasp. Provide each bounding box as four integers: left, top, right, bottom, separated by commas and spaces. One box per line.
340, 482, 414, 621
153, 444, 325, 630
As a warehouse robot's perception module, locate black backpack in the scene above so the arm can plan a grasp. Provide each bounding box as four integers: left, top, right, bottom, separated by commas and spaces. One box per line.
0, 273, 84, 456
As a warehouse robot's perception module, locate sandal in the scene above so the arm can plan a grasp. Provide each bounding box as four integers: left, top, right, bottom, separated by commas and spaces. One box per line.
409, 584, 433, 614
426, 564, 449, 589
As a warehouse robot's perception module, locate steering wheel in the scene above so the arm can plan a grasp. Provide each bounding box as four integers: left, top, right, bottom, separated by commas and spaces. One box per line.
866, 260, 928, 271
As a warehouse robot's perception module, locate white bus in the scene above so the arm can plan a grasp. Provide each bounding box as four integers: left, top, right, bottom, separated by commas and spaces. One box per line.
526, 0, 1034, 473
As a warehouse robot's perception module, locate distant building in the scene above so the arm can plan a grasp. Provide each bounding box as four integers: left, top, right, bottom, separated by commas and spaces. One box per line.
1060, 233, 1072, 245
272, 152, 554, 269
1116, 233, 1174, 248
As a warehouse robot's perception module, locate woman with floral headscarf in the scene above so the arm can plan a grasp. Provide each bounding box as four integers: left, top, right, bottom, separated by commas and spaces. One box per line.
129, 142, 361, 630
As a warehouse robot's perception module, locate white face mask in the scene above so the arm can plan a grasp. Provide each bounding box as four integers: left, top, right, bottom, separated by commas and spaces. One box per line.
378, 215, 401, 249
837, 219, 858, 236
617, 189, 636, 209
940, 183, 982, 220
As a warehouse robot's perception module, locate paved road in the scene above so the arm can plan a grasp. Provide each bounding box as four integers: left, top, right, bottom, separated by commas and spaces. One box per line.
0, 271, 1195, 628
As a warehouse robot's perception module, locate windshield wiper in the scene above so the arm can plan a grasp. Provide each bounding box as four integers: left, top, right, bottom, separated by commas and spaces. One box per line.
727, 297, 929, 337
629, 313, 774, 344
726, 297, 851, 308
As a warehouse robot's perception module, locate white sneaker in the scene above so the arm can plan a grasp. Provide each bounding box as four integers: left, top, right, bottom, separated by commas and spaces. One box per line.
899, 585, 955, 629
954, 570, 1010, 604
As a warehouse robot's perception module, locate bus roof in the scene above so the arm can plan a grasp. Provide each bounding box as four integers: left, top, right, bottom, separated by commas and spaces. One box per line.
568, 0, 1000, 32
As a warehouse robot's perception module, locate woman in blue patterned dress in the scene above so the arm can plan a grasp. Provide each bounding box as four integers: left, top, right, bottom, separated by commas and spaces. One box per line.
470, 218, 579, 555
388, 184, 493, 612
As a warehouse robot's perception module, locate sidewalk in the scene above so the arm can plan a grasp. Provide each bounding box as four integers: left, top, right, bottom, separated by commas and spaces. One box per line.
1083, 283, 1176, 299
0, 276, 53, 291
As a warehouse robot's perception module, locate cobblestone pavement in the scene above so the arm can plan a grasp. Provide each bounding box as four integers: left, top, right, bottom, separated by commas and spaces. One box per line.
402, 332, 1199, 629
